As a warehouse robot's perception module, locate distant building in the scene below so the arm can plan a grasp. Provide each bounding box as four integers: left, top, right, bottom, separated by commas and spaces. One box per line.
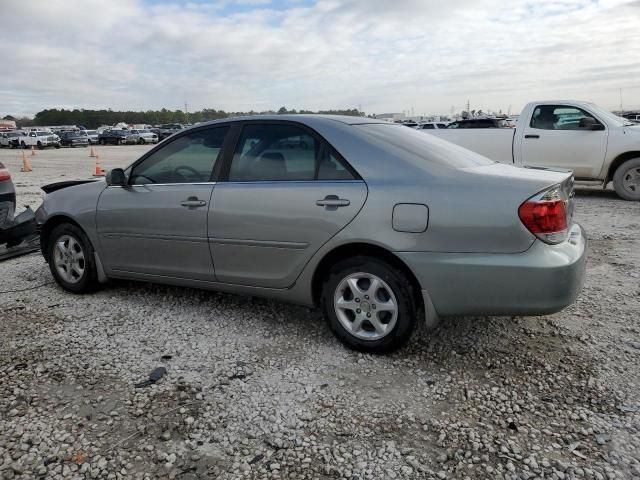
0, 119, 16, 130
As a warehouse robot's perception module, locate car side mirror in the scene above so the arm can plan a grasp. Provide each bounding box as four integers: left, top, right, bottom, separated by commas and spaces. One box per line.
106, 168, 126, 186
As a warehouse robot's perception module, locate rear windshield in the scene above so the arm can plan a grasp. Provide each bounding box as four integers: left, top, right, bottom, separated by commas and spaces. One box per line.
355, 123, 495, 168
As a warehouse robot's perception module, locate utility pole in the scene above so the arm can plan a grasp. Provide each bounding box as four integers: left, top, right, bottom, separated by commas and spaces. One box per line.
184, 101, 189, 124
466, 100, 470, 116
619, 88, 624, 114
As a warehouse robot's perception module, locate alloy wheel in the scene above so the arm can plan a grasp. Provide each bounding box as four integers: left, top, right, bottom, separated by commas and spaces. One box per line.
334, 272, 398, 341
622, 166, 640, 194
53, 235, 86, 284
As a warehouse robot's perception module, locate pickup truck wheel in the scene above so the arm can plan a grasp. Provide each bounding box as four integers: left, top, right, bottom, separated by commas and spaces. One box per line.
47, 223, 99, 294
321, 256, 418, 353
37, 141, 44, 150
613, 158, 640, 201
138, 138, 145, 145
21, 141, 26, 148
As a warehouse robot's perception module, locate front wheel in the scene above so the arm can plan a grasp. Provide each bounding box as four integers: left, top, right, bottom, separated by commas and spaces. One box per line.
47, 223, 100, 293
613, 158, 640, 201
37, 141, 44, 150
21, 141, 26, 148
321, 256, 418, 353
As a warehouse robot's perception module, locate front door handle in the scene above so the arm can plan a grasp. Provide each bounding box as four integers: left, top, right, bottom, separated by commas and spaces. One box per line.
181, 196, 207, 208
524, 134, 540, 139
316, 195, 350, 210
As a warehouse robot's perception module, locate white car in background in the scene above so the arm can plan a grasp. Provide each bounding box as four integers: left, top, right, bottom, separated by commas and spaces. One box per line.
129, 129, 159, 144
82, 130, 99, 145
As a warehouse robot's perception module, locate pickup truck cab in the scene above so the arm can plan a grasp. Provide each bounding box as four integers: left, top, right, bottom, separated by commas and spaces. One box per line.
426, 100, 640, 200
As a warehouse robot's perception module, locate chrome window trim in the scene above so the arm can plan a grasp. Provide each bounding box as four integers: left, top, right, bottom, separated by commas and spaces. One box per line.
108, 182, 218, 188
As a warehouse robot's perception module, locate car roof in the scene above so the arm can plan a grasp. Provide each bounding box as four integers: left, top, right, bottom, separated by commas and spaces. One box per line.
194, 114, 387, 129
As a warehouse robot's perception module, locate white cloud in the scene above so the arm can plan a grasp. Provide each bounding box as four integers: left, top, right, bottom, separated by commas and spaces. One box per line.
1, 0, 639, 117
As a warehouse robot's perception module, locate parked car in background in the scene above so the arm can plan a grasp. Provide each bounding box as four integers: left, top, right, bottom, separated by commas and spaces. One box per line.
83, 130, 99, 144
129, 129, 159, 144
0, 131, 24, 148
19, 131, 60, 149
59, 131, 89, 148
98, 129, 138, 145
36, 115, 586, 353
447, 118, 510, 128
0, 161, 37, 248
0, 161, 15, 228
416, 122, 449, 130
154, 124, 185, 140
425, 100, 640, 200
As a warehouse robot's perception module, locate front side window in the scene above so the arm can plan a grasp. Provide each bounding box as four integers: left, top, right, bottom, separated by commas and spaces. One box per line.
228, 123, 355, 181
530, 105, 603, 130
129, 126, 228, 185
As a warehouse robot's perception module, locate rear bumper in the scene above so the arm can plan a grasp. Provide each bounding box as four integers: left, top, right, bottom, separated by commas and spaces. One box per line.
397, 224, 587, 317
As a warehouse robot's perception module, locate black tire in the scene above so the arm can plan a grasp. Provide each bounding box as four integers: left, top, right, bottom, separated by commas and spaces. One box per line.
613, 158, 640, 201
55, 144, 60, 149
321, 256, 418, 353
37, 141, 44, 150
138, 138, 145, 145
21, 141, 26, 148
46, 223, 100, 294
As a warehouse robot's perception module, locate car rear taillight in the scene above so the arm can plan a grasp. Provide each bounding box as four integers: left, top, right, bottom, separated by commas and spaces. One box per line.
518, 185, 570, 244
0, 162, 10, 182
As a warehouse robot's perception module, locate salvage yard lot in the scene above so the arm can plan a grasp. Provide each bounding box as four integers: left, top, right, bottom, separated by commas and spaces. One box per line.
0, 146, 639, 479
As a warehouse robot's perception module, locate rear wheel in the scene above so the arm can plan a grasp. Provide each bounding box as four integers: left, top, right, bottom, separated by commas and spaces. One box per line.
21, 141, 26, 148
321, 256, 418, 353
613, 158, 640, 201
47, 223, 99, 293
37, 141, 44, 150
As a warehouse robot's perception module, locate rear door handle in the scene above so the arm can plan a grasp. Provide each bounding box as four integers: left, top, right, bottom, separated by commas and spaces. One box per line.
316, 195, 350, 210
181, 196, 207, 208
524, 134, 540, 139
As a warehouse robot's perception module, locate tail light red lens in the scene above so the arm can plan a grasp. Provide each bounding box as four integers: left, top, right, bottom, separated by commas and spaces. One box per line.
0, 163, 10, 182
519, 185, 569, 244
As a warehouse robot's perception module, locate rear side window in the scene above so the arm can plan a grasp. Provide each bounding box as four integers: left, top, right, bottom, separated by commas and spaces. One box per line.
356, 123, 495, 168
129, 126, 229, 185
228, 124, 355, 181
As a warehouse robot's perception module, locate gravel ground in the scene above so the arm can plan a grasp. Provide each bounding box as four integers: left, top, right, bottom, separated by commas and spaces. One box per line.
0, 146, 639, 480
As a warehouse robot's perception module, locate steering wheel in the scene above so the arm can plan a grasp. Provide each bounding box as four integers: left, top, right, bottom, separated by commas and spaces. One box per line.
174, 165, 204, 182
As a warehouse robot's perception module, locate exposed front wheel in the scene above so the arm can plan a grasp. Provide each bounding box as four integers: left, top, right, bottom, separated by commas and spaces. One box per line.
37, 141, 44, 150
613, 158, 640, 201
47, 223, 100, 293
321, 256, 418, 353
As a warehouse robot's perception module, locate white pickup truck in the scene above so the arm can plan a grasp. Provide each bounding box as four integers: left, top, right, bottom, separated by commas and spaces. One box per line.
426, 100, 640, 200
19, 131, 61, 150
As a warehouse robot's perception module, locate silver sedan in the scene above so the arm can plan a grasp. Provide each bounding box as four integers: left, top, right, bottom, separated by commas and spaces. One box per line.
35, 115, 586, 353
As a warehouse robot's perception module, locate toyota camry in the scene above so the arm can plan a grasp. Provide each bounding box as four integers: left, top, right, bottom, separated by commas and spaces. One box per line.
35, 115, 587, 353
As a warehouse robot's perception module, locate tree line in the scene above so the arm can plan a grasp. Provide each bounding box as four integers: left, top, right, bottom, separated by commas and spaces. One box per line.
4, 107, 364, 129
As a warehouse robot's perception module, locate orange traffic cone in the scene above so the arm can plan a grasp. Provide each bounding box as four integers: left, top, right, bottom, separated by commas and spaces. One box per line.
21, 149, 33, 172
31, 145, 36, 156
93, 154, 105, 177
89, 146, 96, 157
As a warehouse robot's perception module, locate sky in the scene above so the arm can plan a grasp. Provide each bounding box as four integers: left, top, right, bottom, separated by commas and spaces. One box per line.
1, 0, 640, 117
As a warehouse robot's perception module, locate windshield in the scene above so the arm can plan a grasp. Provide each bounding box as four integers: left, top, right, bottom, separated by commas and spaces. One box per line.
87, 130, 97, 135
356, 123, 495, 169
586, 103, 636, 126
